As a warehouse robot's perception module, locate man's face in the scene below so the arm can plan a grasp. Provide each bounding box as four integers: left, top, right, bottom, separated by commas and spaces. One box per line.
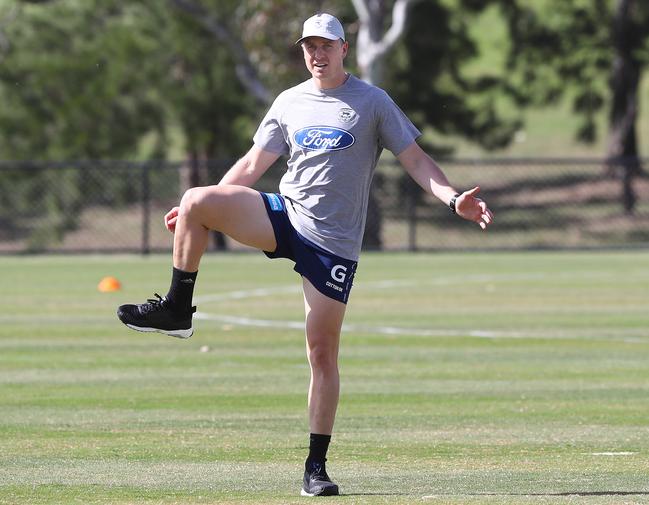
301, 37, 348, 83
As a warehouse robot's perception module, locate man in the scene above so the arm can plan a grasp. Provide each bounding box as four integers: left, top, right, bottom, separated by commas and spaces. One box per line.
117, 12, 493, 497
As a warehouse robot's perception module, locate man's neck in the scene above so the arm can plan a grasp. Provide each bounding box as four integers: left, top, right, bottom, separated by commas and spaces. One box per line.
313, 72, 349, 90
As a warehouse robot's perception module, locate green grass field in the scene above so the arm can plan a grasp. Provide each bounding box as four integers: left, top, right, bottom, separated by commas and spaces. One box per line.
1, 252, 649, 504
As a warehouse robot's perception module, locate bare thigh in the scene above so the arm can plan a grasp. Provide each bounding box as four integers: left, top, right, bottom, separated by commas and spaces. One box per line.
187, 185, 276, 252
303, 277, 346, 356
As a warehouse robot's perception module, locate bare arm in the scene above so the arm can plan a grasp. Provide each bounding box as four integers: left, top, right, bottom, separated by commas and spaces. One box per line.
397, 142, 457, 204
397, 142, 494, 230
219, 145, 281, 187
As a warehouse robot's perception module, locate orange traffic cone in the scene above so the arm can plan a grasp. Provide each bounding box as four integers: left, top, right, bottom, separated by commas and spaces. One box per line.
98, 276, 122, 292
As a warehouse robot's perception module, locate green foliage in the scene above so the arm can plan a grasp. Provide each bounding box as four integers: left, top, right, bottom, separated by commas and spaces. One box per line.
387, 1, 522, 153
503, 0, 649, 146
0, 0, 262, 248
1, 0, 646, 158
0, 0, 265, 161
1, 0, 647, 247
0, 0, 165, 159
161, 0, 260, 158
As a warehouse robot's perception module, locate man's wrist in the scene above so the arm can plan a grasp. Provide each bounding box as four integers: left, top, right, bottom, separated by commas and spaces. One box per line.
449, 193, 461, 214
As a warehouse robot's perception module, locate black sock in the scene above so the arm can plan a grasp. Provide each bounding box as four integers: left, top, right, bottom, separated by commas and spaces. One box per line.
306, 433, 331, 469
165, 267, 197, 312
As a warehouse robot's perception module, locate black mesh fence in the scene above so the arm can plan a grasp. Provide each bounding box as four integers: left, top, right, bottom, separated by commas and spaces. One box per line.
1, 158, 647, 254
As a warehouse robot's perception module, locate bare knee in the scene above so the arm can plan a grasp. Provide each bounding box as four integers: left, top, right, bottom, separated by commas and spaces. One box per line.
179, 187, 207, 216
178, 186, 230, 231
179, 185, 240, 216
307, 340, 339, 374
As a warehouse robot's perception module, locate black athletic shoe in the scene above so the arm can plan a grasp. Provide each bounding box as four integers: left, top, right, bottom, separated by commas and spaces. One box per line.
117, 293, 196, 339
301, 460, 339, 497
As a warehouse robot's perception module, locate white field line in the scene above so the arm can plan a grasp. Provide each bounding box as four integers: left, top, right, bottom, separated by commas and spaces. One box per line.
194, 267, 643, 304
195, 311, 496, 338
194, 311, 648, 343
193, 276, 648, 343
195, 269, 636, 304
588, 452, 637, 456
2, 271, 645, 343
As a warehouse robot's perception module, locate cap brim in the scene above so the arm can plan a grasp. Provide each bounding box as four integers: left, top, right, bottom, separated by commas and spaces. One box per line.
295, 33, 342, 45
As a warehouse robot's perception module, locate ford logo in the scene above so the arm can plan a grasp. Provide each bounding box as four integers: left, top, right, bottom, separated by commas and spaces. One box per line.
293, 126, 355, 151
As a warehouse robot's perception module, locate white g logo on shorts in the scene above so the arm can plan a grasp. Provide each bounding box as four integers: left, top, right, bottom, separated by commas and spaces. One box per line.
330, 265, 348, 283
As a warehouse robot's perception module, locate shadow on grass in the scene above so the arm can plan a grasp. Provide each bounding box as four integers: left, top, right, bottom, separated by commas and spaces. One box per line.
478, 491, 649, 497
341, 492, 410, 496
342, 491, 649, 497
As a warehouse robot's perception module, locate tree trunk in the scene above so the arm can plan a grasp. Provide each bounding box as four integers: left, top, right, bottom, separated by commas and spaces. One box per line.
353, 0, 415, 85
356, 0, 385, 248
179, 149, 207, 191
606, 0, 643, 214
358, 0, 386, 85
168, 0, 271, 105
352, 0, 416, 249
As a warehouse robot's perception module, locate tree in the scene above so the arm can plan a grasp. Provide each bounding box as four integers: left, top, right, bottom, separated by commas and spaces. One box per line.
0, 0, 262, 249
0, 0, 268, 162
351, 0, 415, 85
390, 0, 522, 152
168, 0, 271, 105
607, 0, 647, 212
1, 0, 531, 250
0, 0, 165, 160
503, 0, 649, 212
0, 1, 170, 248
163, 0, 259, 188
339, 0, 523, 247
347, 0, 416, 248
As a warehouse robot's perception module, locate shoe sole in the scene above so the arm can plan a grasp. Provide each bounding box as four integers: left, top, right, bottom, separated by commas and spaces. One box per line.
125, 323, 193, 339
300, 486, 339, 497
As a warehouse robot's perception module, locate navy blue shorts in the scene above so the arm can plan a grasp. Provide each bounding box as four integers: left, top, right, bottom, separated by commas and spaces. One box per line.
260, 192, 357, 304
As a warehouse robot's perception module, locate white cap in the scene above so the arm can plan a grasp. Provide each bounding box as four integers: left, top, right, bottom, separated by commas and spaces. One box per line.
296, 13, 345, 45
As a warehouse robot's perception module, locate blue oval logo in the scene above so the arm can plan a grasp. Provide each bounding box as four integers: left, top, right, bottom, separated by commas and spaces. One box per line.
293, 126, 355, 151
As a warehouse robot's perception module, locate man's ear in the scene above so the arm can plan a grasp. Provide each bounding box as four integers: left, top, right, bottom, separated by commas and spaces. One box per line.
341, 40, 349, 58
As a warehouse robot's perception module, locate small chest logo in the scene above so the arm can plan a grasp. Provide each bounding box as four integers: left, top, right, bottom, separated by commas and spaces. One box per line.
294, 126, 355, 151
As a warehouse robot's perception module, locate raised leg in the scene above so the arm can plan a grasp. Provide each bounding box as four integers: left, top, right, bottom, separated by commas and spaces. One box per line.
172, 185, 277, 271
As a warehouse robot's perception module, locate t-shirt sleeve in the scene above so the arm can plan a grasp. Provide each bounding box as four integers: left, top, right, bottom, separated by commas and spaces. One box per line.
252, 95, 291, 155
376, 90, 421, 156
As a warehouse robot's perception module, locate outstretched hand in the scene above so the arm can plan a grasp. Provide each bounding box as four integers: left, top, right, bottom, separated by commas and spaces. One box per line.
455, 186, 494, 230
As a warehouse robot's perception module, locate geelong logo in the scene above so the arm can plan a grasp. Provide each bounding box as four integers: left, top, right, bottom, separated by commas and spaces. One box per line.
331, 265, 348, 283
294, 126, 355, 151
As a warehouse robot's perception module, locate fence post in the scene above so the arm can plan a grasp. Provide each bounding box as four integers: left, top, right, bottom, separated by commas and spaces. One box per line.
622, 156, 638, 215
141, 163, 151, 255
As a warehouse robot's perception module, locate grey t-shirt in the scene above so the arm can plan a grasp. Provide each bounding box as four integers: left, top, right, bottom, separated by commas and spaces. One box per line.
253, 74, 421, 260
